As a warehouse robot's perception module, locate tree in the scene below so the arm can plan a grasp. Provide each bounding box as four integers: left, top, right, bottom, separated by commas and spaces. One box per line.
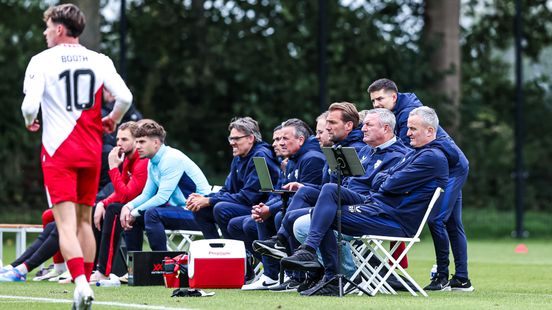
423, 0, 462, 139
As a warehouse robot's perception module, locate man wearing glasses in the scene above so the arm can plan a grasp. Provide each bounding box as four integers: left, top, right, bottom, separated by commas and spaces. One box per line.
187, 117, 280, 239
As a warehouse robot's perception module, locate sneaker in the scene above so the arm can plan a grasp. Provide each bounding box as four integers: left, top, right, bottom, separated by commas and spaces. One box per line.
300, 277, 340, 296
252, 236, 288, 260
0, 269, 26, 282
424, 273, 451, 291
89, 271, 108, 284
72, 285, 94, 310
269, 277, 302, 292
49, 270, 71, 282
241, 274, 278, 290
297, 269, 324, 293
119, 273, 129, 284
33, 268, 64, 281
449, 275, 474, 292
34, 264, 54, 277
0, 266, 13, 274
280, 245, 322, 271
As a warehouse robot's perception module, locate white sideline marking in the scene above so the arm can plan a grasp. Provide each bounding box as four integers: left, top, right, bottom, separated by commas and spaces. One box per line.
0, 295, 193, 309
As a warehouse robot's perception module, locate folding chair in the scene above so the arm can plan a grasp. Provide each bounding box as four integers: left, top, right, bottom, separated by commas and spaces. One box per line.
353, 187, 443, 297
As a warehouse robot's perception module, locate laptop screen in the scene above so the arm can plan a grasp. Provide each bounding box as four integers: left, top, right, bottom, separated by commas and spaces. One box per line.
253, 157, 275, 191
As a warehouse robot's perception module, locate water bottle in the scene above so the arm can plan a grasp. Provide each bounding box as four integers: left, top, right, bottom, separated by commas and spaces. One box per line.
430, 264, 437, 280
96, 274, 121, 287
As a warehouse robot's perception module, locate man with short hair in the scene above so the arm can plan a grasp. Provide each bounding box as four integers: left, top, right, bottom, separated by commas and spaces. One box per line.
282, 107, 452, 296
368, 78, 472, 291
91, 121, 148, 282
187, 117, 279, 239
120, 120, 210, 251
240, 118, 326, 290
21, 4, 132, 308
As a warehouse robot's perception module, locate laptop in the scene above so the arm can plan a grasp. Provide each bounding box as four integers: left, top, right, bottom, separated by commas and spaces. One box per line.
253, 157, 295, 194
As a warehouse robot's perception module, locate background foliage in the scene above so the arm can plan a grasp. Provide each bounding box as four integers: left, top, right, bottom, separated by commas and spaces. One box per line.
1, 0, 551, 228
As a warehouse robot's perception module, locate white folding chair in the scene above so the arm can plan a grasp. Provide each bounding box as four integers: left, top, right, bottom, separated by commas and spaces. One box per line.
354, 187, 443, 297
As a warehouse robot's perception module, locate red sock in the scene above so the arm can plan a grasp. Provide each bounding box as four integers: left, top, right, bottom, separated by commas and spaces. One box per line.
66, 257, 85, 280
84, 262, 94, 282
53, 251, 64, 264
390, 241, 409, 269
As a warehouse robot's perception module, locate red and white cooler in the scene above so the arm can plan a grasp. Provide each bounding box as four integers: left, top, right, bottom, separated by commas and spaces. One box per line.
188, 239, 246, 289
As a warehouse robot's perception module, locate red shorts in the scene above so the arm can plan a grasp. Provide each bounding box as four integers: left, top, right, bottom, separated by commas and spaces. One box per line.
43, 164, 100, 207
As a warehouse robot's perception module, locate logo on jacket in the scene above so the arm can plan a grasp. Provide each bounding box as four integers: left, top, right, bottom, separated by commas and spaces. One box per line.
360, 155, 367, 163
374, 159, 382, 169
348, 205, 362, 213
294, 169, 298, 179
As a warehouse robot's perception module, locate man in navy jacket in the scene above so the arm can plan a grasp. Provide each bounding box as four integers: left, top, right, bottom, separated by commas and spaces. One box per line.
187, 117, 279, 239
281, 107, 450, 296
237, 118, 326, 290
368, 78, 473, 291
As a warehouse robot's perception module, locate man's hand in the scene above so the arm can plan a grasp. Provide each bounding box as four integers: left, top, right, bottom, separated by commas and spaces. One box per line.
283, 182, 304, 191
120, 205, 135, 230
186, 194, 210, 212
26, 119, 40, 132
94, 202, 105, 230
102, 115, 116, 133
108, 146, 125, 169
251, 203, 270, 223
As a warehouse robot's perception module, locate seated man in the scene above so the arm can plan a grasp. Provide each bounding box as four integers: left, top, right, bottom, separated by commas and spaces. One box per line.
91, 121, 148, 282
120, 120, 210, 251
238, 118, 326, 290
187, 117, 279, 239
281, 107, 452, 296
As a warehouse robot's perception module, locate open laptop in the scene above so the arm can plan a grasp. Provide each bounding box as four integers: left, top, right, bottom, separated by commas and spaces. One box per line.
253, 157, 295, 194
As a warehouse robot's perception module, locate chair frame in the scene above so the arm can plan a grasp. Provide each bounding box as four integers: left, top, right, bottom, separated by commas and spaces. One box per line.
351, 187, 443, 297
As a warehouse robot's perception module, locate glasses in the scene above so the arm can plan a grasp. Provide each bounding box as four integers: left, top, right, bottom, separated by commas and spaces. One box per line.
227, 135, 250, 143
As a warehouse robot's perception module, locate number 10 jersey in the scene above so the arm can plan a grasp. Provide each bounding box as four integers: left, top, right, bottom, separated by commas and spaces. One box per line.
21, 43, 132, 167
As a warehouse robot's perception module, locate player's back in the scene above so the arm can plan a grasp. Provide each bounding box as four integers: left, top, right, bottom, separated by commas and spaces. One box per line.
25, 44, 122, 167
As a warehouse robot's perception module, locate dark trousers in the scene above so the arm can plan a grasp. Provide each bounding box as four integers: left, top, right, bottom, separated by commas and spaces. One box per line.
125, 205, 200, 251
428, 171, 469, 278
305, 183, 404, 278
12, 222, 59, 271
194, 201, 251, 239
96, 203, 124, 275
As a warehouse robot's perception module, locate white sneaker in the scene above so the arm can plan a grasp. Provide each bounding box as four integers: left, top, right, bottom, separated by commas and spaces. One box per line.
89, 271, 108, 284
118, 273, 128, 283
241, 274, 278, 290
49, 270, 71, 282
72, 285, 94, 310
33, 269, 63, 281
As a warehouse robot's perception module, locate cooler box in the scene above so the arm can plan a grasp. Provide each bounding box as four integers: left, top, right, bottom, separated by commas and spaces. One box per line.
188, 239, 245, 289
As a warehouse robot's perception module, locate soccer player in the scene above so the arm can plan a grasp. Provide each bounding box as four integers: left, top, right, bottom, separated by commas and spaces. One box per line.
21, 4, 132, 309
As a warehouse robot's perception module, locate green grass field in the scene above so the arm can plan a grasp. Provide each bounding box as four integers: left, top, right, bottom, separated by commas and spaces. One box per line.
1, 239, 551, 309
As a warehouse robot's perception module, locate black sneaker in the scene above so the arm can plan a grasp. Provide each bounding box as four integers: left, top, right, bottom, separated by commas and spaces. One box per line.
300, 278, 340, 296
297, 268, 324, 293
252, 236, 288, 260
269, 278, 302, 292
449, 275, 474, 292
280, 245, 322, 271
424, 273, 451, 291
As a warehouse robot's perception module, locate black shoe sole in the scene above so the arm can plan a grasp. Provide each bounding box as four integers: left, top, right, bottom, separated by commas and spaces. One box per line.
252, 242, 287, 260
280, 258, 322, 272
